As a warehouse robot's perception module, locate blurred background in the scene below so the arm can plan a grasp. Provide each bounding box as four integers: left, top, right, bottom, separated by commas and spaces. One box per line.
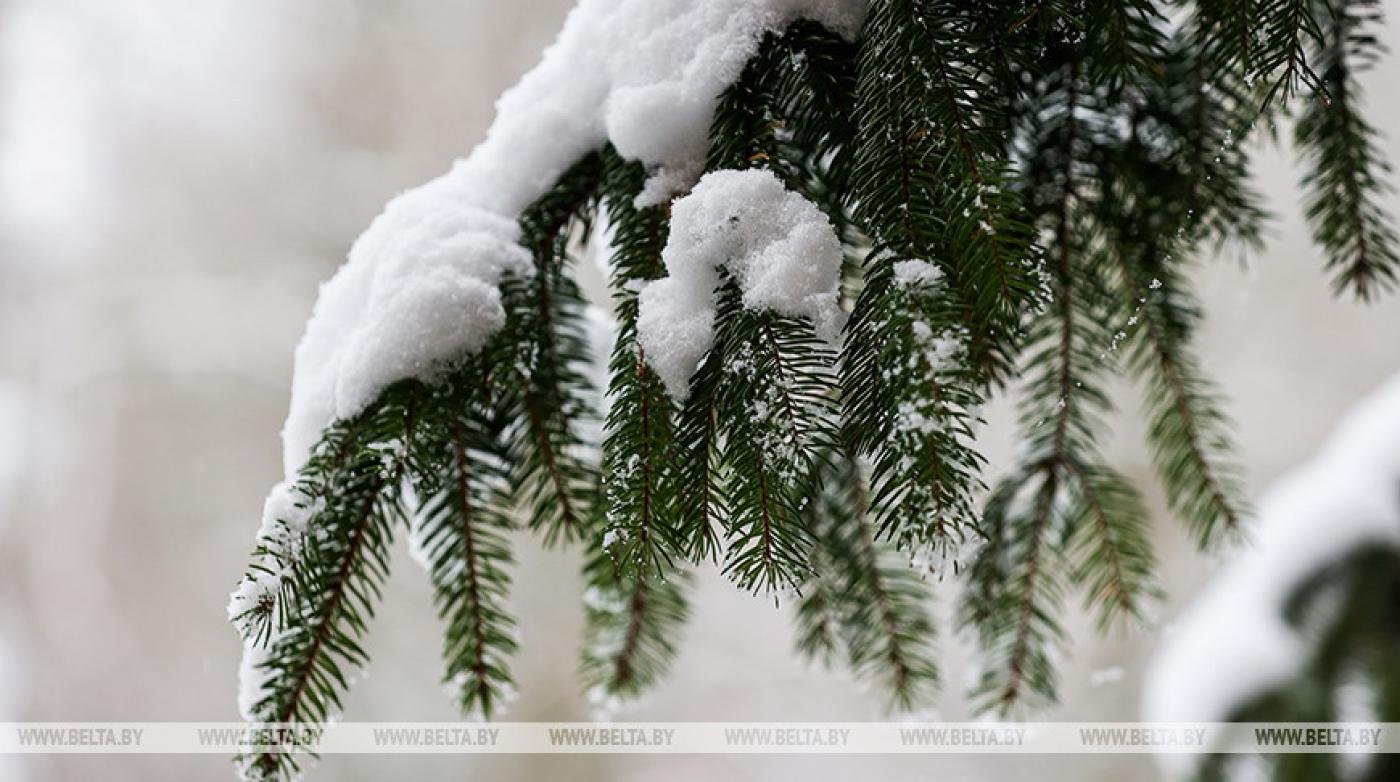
0, 1, 1397, 780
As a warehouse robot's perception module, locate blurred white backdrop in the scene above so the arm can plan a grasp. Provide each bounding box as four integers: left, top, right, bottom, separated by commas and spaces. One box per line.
0, 1, 1397, 781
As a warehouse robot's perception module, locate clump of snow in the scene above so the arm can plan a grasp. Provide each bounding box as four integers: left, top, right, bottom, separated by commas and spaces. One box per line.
906, 321, 965, 376
282, 200, 532, 475
887, 257, 965, 375
891, 259, 944, 289
260, 479, 318, 539
1144, 369, 1400, 773
596, 0, 865, 206
636, 168, 846, 398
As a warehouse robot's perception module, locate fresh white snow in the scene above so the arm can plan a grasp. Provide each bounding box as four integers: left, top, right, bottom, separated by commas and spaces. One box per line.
240, 0, 867, 724
282, 199, 532, 479
1144, 368, 1400, 772
891, 259, 944, 289
637, 168, 846, 399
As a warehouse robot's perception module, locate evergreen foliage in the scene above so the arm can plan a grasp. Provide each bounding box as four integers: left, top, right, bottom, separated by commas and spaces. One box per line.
584, 148, 690, 699
234, 385, 423, 780
231, 0, 1398, 775
1296, 0, 1400, 299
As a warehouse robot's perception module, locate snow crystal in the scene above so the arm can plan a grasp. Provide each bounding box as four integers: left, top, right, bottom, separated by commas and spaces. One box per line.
602, 527, 626, 550
636, 168, 846, 398
1144, 369, 1400, 773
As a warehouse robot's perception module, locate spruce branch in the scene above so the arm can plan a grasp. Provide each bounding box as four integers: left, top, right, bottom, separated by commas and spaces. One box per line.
968, 41, 1165, 706
230, 2, 1400, 753
1061, 457, 1158, 628
408, 378, 519, 718
1092, 85, 1253, 545
913, 4, 1032, 307
596, 149, 684, 580
1172, 27, 1269, 252
793, 484, 846, 663
711, 295, 838, 592
965, 240, 1129, 711
676, 31, 847, 594
1193, 0, 1260, 77
235, 385, 423, 781
1099, 21, 1269, 256
664, 24, 857, 569
841, 256, 986, 562
1085, 0, 1169, 90
1271, 0, 1327, 102
671, 357, 727, 562
1295, 0, 1400, 300
963, 470, 1067, 713
850, 0, 1039, 379
498, 153, 608, 545
1115, 253, 1250, 546
584, 150, 691, 701
579, 542, 690, 704
797, 449, 941, 708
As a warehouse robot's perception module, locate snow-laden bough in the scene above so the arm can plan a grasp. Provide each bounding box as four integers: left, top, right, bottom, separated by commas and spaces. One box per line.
234, 0, 867, 723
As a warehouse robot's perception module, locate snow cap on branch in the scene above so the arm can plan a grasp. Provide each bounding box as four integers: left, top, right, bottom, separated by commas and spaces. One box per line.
278, 0, 865, 476
637, 168, 846, 399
